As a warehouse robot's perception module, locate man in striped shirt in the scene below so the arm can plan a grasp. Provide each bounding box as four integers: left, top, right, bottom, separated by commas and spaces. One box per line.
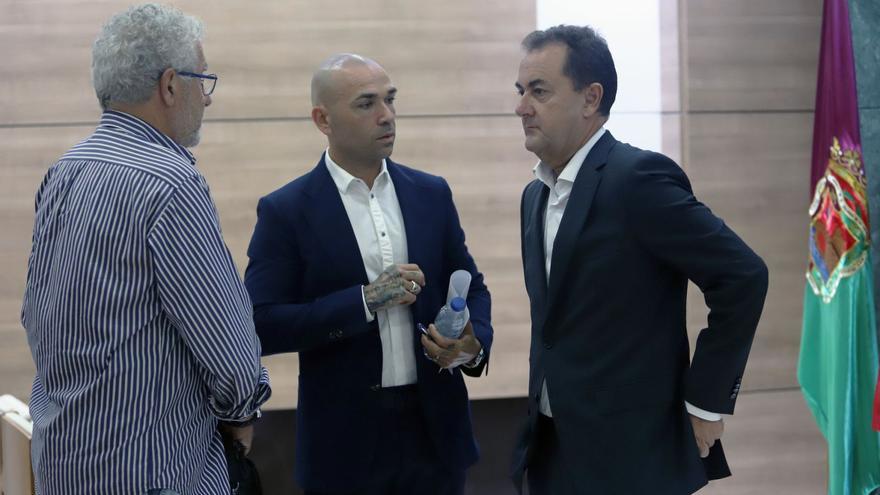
20, 4, 270, 494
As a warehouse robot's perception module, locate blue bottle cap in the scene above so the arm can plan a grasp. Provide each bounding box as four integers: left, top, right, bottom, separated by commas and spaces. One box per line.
450, 297, 466, 312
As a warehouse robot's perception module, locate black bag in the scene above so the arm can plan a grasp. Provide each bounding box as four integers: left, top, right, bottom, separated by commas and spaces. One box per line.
223, 438, 263, 495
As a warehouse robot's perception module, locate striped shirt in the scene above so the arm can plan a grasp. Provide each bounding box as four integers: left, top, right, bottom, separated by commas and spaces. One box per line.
21, 111, 271, 495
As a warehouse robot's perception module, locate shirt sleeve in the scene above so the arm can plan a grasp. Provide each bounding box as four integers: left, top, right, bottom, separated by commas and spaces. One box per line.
361, 286, 376, 322
685, 401, 723, 421
148, 175, 271, 421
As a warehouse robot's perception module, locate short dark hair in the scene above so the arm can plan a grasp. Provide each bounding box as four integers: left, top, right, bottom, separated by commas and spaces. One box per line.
522, 25, 618, 116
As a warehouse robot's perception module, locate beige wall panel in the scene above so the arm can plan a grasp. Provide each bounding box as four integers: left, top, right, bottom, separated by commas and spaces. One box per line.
0, 0, 534, 125
1, 113, 812, 404
0, 116, 814, 405
661, 0, 681, 113
0, 115, 536, 408
0, 324, 35, 401
0, 124, 96, 400
662, 113, 683, 165
685, 112, 812, 392
390, 116, 537, 400
686, 0, 821, 111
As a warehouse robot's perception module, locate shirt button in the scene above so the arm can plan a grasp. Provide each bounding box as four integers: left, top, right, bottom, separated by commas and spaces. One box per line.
370, 384, 381, 392
381, 232, 386, 237
370, 194, 375, 199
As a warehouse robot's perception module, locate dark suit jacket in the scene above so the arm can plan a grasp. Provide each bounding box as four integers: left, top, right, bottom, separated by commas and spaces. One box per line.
511, 132, 768, 495
244, 156, 492, 493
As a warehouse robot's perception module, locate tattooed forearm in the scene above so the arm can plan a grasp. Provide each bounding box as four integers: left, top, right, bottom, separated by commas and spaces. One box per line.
364, 265, 409, 313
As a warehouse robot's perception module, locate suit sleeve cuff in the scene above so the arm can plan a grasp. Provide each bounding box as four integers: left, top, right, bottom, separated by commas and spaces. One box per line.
685, 401, 723, 421
361, 286, 375, 323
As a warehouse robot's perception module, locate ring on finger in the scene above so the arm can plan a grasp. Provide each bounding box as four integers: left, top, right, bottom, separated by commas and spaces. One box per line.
409, 280, 420, 293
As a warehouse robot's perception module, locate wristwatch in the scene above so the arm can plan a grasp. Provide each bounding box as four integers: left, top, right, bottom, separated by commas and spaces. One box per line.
462, 347, 485, 369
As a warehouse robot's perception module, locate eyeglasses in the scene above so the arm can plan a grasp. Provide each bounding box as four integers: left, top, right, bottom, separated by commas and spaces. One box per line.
177, 71, 218, 96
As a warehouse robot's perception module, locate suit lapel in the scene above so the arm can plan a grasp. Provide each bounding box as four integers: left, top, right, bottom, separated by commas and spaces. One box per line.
387, 161, 428, 321
303, 156, 370, 286
545, 132, 616, 320
524, 182, 550, 325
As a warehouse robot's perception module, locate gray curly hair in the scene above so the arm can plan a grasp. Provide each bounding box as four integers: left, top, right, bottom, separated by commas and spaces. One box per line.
92, 3, 204, 110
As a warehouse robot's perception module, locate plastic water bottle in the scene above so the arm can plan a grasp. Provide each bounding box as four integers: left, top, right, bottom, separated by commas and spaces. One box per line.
434, 296, 468, 339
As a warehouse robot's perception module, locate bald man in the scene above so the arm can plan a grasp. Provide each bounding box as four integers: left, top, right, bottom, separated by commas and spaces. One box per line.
243, 54, 493, 495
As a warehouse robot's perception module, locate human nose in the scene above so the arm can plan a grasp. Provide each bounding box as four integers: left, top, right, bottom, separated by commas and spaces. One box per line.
515, 94, 531, 117
378, 101, 394, 124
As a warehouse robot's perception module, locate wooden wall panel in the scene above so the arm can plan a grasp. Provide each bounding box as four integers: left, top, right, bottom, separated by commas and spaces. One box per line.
684, 112, 812, 392
661, 0, 682, 113
0, 0, 535, 407
0, 113, 815, 404
1, 0, 825, 417
0, 115, 536, 409
662, 113, 683, 165
686, 0, 821, 111
684, 0, 820, 398
385, 116, 537, 400
0, 0, 533, 124
0, 2, 834, 491
0, 125, 88, 400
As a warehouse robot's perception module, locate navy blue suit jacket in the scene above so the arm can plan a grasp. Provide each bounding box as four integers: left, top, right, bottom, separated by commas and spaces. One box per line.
511, 132, 768, 494
244, 156, 492, 493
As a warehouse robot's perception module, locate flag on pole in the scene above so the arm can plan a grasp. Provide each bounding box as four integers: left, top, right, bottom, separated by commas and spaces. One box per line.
798, 0, 880, 493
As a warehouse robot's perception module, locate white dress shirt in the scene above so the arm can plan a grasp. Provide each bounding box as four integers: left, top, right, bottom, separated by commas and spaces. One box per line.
325, 150, 417, 387
532, 129, 720, 422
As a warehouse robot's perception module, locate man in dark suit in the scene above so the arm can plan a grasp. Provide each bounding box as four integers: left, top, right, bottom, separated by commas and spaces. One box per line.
509, 25, 769, 495
243, 53, 492, 495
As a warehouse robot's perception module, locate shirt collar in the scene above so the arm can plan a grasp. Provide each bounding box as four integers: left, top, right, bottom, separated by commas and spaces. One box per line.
99, 110, 196, 165
324, 149, 389, 194
533, 127, 606, 189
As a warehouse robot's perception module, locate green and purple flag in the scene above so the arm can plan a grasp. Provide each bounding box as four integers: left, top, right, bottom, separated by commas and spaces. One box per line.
798, 0, 880, 493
